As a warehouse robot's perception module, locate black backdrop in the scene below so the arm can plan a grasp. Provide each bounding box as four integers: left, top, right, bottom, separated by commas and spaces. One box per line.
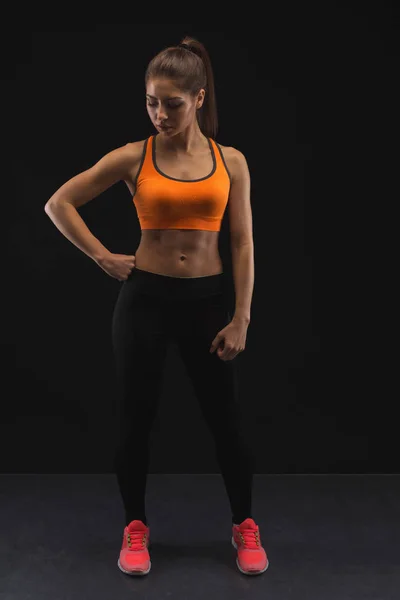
2, 5, 398, 473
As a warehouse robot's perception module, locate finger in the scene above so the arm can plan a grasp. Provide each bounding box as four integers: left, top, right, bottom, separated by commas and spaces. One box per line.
217, 351, 226, 361
210, 337, 220, 353
218, 348, 230, 361
223, 347, 237, 361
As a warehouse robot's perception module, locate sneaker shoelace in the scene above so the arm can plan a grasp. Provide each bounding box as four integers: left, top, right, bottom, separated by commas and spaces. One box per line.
237, 528, 260, 549
127, 531, 147, 551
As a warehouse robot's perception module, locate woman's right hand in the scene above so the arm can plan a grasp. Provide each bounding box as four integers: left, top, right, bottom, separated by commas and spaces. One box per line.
96, 253, 136, 281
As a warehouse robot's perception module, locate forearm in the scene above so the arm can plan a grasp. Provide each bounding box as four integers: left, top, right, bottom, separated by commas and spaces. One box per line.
231, 243, 254, 324
44, 200, 111, 263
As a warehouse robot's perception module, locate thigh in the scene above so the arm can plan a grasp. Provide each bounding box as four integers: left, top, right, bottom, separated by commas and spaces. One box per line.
174, 293, 240, 427
111, 282, 170, 424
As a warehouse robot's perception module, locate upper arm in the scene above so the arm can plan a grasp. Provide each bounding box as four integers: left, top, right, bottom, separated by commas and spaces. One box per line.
45, 143, 140, 209
227, 148, 253, 246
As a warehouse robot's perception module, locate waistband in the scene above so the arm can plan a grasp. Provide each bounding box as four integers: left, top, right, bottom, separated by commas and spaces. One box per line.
125, 267, 226, 300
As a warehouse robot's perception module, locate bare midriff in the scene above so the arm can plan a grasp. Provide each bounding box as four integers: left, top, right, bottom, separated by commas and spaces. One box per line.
134, 229, 223, 278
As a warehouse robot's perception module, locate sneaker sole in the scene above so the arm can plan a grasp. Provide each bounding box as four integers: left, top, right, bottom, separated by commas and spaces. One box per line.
231, 536, 269, 575
117, 557, 151, 576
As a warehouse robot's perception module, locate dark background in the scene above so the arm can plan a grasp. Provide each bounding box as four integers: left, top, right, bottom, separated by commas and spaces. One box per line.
2, 4, 398, 473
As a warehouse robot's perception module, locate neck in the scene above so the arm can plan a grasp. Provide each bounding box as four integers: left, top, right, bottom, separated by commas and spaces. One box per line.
158, 123, 208, 154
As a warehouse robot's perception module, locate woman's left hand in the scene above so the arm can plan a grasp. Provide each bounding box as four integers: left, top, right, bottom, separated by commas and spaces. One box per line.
209, 319, 249, 361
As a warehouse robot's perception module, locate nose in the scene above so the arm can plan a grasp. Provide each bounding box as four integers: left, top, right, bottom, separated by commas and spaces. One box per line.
156, 107, 168, 122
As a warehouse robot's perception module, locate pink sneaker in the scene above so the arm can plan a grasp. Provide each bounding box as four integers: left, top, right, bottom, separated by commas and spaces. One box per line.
232, 518, 269, 575
117, 520, 151, 576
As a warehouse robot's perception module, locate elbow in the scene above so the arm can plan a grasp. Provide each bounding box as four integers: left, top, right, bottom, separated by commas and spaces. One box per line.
44, 197, 69, 213
44, 194, 60, 212
231, 237, 253, 250
44, 202, 59, 214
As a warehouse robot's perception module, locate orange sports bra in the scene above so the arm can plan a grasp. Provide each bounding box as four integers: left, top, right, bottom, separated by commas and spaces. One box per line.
132, 134, 231, 231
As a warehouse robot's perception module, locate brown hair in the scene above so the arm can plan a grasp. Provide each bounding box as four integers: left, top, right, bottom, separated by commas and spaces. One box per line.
144, 36, 218, 139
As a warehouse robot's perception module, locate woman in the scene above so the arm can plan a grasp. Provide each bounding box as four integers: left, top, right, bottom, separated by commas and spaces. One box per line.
45, 36, 268, 577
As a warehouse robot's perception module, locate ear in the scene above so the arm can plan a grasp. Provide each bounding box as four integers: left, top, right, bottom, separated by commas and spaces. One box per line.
197, 88, 205, 109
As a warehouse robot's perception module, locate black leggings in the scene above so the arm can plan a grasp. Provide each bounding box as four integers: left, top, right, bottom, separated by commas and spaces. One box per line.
111, 267, 254, 527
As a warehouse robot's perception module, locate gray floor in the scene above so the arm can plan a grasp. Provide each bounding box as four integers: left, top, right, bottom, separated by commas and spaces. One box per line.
1, 474, 399, 599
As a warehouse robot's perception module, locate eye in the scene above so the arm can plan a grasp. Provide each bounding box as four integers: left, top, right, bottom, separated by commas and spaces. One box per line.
146, 101, 182, 109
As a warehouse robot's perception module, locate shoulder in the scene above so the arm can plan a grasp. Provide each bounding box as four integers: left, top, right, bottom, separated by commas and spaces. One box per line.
124, 138, 149, 161
215, 143, 248, 181
121, 139, 149, 182
119, 138, 152, 194
99, 139, 147, 171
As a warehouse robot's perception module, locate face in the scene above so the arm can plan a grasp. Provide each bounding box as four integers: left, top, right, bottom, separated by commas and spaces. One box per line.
146, 78, 205, 135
